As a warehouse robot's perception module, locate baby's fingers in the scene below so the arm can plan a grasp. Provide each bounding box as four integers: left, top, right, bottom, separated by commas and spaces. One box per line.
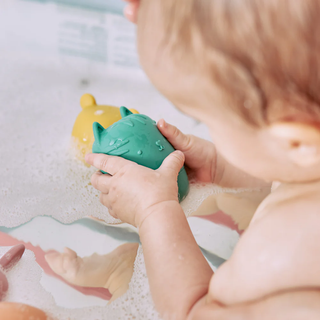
91, 171, 111, 193
158, 119, 192, 152
158, 151, 185, 176
86, 153, 133, 175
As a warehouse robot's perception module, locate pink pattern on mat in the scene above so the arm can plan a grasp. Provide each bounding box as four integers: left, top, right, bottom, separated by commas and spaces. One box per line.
0, 232, 112, 301
196, 211, 243, 235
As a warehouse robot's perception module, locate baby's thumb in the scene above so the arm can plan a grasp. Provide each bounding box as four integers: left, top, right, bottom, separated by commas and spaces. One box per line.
158, 119, 190, 152
159, 151, 185, 175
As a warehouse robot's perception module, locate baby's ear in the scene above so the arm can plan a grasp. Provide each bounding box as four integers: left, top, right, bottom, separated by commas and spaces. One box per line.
92, 122, 105, 145
269, 122, 320, 167
120, 106, 133, 118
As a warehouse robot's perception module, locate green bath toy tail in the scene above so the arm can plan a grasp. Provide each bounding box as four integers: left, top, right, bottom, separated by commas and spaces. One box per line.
92, 107, 189, 202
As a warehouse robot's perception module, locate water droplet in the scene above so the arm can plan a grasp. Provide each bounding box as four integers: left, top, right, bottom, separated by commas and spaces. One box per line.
137, 150, 143, 155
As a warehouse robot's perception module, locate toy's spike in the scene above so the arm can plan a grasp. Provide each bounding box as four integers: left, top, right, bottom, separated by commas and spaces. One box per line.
80, 94, 96, 109
120, 106, 133, 118
92, 122, 105, 145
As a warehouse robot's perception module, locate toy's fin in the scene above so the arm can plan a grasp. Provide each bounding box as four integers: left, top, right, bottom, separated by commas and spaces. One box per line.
120, 106, 133, 118
92, 122, 105, 145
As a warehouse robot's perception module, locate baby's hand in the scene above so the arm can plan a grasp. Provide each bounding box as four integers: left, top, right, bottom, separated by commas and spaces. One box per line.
158, 119, 216, 183
85, 151, 185, 228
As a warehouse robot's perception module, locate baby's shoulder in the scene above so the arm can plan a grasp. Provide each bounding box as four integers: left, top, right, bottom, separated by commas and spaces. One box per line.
250, 180, 320, 269
252, 180, 320, 225
208, 180, 320, 305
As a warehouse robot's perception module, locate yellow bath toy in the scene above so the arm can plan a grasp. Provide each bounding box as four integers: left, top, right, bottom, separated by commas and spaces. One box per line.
71, 94, 138, 161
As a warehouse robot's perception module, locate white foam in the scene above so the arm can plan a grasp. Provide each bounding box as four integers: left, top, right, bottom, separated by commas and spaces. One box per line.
2, 247, 57, 319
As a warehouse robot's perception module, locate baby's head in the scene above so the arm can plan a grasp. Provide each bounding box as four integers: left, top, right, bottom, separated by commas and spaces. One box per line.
136, 0, 320, 183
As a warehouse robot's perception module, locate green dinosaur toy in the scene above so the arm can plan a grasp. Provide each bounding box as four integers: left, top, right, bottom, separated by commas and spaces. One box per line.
92, 107, 189, 202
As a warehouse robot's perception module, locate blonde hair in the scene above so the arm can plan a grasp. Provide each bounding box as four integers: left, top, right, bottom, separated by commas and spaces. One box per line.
162, 0, 320, 126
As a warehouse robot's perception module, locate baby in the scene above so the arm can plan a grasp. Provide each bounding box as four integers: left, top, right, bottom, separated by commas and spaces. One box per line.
49, 0, 320, 318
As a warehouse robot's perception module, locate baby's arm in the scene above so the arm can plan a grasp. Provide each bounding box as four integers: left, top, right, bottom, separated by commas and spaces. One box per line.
138, 201, 213, 318
86, 151, 213, 317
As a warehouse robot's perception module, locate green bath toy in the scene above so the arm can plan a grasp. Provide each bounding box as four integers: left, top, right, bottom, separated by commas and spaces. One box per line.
92, 107, 189, 202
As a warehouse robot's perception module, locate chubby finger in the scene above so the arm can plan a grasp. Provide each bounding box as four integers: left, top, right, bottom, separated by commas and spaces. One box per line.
86, 153, 133, 176
91, 171, 111, 193
158, 119, 192, 152
158, 151, 185, 176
